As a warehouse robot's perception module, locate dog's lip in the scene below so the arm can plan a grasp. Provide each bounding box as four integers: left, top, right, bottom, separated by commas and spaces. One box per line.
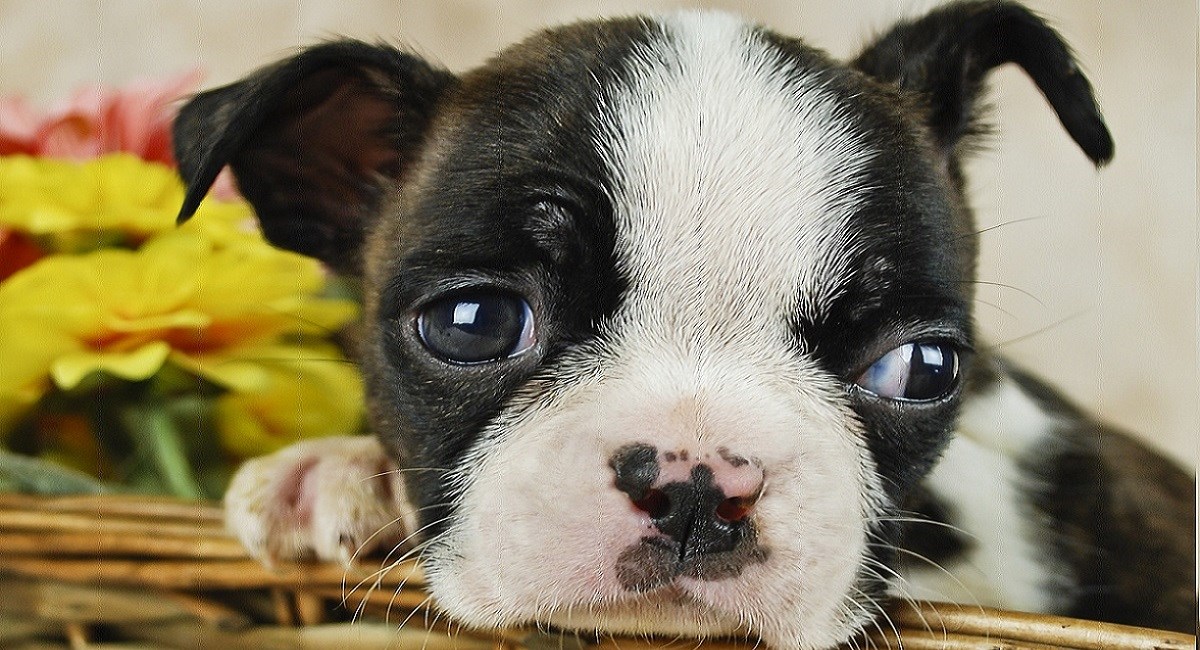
648, 583, 693, 602
629, 580, 714, 610
588, 582, 710, 622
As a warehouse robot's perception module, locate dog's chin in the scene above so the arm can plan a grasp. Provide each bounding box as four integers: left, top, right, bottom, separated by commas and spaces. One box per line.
542, 584, 748, 639
428, 569, 870, 650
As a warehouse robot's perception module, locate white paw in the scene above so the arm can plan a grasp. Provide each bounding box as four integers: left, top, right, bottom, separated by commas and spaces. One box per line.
223, 436, 415, 567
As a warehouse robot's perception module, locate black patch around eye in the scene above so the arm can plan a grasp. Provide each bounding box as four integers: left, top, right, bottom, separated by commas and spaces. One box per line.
358, 17, 657, 545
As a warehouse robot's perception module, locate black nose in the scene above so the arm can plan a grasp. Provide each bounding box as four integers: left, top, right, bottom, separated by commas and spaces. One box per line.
609, 444, 753, 559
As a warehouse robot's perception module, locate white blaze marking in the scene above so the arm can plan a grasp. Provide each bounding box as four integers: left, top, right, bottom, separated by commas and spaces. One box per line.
598, 11, 873, 345
432, 12, 886, 650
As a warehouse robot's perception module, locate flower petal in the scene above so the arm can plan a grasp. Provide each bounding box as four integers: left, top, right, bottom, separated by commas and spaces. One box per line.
50, 341, 171, 389
5, 70, 202, 162
213, 343, 364, 457
170, 351, 271, 392
0, 154, 254, 244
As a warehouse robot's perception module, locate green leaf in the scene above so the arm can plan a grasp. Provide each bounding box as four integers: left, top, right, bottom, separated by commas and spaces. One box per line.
0, 450, 108, 495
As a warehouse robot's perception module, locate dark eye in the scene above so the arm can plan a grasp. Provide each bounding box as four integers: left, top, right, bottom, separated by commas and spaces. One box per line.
416, 291, 536, 364
856, 342, 959, 401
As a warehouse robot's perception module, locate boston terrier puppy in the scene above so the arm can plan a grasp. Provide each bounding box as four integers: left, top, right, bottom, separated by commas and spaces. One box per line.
172, 1, 1196, 647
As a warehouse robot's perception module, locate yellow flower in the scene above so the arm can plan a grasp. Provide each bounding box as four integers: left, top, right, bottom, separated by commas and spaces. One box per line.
215, 343, 364, 458
0, 153, 252, 249
0, 230, 360, 434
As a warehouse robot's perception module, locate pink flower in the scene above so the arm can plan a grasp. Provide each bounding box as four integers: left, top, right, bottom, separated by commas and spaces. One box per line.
0, 70, 203, 163
0, 98, 41, 156
0, 71, 239, 200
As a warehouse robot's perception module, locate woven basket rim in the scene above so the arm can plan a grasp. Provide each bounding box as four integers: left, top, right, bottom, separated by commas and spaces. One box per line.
0, 492, 1194, 650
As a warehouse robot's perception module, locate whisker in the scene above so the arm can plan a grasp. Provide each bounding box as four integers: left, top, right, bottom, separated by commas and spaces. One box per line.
866, 541, 981, 608
345, 503, 448, 572
954, 279, 1045, 307
205, 355, 357, 367
382, 540, 440, 628
259, 302, 353, 338
346, 514, 407, 567
347, 531, 436, 626
983, 308, 1091, 351
371, 526, 445, 580
842, 619, 863, 650
342, 507, 449, 591
363, 466, 459, 479
421, 597, 451, 650
379, 515, 450, 564
972, 296, 1019, 320
860, 559, 934, 636
836, 599, 867, 650
870, 514, 978, 542
344, 518, 450, 617
848, 587, 896, 650
951, 215, 1045, 242
396, 591, 436, 634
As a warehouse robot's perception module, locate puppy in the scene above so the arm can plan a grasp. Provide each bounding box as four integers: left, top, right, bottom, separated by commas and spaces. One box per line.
172, 1, 1197, 647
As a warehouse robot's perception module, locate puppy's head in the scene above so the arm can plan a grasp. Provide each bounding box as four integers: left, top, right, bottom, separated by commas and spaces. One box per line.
175, 3, 1110, 647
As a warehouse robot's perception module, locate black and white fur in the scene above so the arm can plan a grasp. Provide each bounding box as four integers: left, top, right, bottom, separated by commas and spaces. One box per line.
173, 2, 1197, 647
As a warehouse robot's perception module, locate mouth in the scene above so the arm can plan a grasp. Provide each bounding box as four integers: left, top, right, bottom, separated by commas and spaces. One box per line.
615, 535, 772, 592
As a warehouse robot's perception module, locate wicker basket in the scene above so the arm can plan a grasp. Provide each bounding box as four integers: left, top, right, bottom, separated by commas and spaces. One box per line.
0, 493, 1192, 650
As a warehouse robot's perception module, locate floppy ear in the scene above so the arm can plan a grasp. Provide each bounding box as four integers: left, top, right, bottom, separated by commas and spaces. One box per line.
853, 0, 1113, 166
173, 41, 456, 273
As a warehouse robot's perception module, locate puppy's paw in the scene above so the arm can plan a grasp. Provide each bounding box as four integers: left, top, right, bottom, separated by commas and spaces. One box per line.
223, 436, 414, 568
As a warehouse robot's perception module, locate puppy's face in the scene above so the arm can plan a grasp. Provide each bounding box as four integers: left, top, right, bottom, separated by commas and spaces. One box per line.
175, 4, 1110, 648
365, 15, 970, 646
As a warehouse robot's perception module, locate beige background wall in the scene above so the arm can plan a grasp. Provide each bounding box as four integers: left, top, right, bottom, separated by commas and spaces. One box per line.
2, 1, 1196, 467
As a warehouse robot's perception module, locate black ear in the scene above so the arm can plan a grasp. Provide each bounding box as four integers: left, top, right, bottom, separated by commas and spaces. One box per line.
853, 1, 1113, 166
173, 41, 456, 273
